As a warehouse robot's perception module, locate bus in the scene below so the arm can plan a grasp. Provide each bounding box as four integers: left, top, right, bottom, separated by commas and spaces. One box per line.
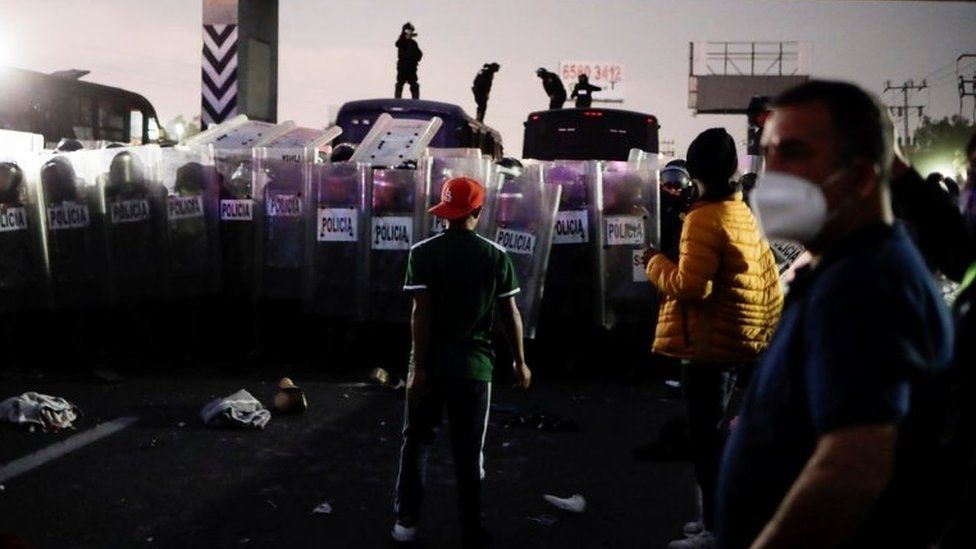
334, 99, 503, 159
522, 107, 659, 161
0, 67, 162, 147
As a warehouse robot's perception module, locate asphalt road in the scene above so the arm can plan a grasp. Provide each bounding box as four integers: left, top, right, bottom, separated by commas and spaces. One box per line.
0, 369, 695, 548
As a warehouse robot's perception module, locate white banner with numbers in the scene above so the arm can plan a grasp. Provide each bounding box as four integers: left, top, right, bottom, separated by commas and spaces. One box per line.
558, 61, 625, 103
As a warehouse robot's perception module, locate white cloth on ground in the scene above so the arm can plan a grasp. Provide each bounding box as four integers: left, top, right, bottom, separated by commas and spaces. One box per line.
0, 392, 80, 431
200, 389, 271, 429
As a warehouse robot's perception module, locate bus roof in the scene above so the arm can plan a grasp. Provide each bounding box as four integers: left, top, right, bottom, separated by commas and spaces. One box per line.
525, 107, 659, 127
0, 66, 157, 111
337, 98, 476, 123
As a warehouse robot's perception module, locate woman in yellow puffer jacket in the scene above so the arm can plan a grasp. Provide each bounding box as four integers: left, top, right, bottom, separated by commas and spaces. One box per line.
643, 128, 783, 548
646, 190, 784, 363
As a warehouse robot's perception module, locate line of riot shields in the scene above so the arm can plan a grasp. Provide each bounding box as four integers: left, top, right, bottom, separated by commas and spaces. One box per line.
2, 145, 217, 311
0, 143, 658, 369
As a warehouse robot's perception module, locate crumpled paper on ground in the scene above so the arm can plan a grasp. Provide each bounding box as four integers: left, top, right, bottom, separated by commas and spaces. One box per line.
543, 493, 587, 513
200, 389, 271, 429
0, 392, 80, 431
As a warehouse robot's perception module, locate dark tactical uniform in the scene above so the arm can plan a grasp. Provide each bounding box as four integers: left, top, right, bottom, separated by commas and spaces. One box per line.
472, 65, 498, 122
570, 79, 602, 108
395, 31, 423, 99
539, 70, 566, 110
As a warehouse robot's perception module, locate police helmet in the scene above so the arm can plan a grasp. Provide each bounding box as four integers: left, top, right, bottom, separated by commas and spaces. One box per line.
0, 162, 24, 202
495, 157, 523, 179
41, 156, 81, 203
56, 138, 84, 152
109, 151, 146, 187
660, 160, 698, 203
175, 162, 207, 195
329, 143, 357, 163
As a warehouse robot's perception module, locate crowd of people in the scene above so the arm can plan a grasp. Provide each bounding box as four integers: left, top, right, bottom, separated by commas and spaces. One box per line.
388, 79, 976, 548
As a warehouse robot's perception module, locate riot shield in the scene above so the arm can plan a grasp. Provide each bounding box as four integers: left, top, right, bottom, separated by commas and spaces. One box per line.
419, 151, 488, 238
366, 167, 423, 323
539, 161, 602, 322
0, 158, 44, 313
307, 162, 368, 317
254, 147, 312, 300
349, 114, 442, 168
596, 161, 660, 328
477, 163, 560, 339
33, 152, 102, 309
213, 148, 259, 299
0, 129, 43, 153
184, 115, 286, 150
768, 238, 808, 288
94, 146, 166, 303
160, 146, 220, 298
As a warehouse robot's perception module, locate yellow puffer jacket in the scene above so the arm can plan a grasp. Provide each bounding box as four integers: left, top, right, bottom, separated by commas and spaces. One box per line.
645, 194, 783, 363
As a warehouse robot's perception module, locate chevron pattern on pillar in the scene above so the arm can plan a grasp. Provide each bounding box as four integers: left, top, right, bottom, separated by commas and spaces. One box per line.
202, 24, 238, 127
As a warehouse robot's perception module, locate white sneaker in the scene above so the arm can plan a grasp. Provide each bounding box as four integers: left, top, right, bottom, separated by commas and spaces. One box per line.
391, 522, 417, 543
683, 520, 704, 537
667, 530, 715, 549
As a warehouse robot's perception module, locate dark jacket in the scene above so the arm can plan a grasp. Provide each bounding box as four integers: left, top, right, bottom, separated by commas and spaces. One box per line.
395, 36, 422, 68
472, 70, 495, 100
540, 72, 566, 99
891, 168, 976, 282
660, 194, 685, 262
570, 82, 602, 99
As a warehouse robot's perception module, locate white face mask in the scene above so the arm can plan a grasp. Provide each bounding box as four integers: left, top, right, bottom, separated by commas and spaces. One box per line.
752, 171, 829, 244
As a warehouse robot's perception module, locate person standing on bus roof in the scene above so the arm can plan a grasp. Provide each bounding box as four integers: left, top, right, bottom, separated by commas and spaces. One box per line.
472, 63, 500, 122
395, 22, 422, 99
536, 68, 566, 110
570, 73, 602, 109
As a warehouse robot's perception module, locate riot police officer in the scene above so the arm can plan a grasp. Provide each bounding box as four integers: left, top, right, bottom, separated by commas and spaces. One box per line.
536, 68, 566, 110
659, 159, 700, 261
570, 74, 602, 109
395, 22, 422, 99
472, 62, 500, 122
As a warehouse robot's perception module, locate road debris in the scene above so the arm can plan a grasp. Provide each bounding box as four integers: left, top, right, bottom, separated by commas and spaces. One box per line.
502, 410, 579, 432
526, 514, 557, 526
544, 493, 587, 513
0, 392, 80, 431
272, 377, 308, 414
312, 501, 333, 515
200, 390, 270, 429
369, 367, 390, 385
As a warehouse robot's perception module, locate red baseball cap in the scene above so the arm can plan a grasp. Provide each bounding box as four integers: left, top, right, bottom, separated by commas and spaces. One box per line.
428, 176, 485, 220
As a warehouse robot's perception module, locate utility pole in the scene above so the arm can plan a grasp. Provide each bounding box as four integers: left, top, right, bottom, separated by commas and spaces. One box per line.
958, 54, 976, 120
959, 75, 976, 119
883, 79, 927, 148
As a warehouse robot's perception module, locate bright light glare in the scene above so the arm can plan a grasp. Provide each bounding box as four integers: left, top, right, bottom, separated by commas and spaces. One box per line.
933, 165, 958, 179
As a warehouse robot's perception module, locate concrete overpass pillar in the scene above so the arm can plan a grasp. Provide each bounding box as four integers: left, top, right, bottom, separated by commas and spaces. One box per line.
202, 0, 278, 127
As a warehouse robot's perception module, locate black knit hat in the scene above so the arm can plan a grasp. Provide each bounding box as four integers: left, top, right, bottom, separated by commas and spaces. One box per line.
686, 128, 738, 188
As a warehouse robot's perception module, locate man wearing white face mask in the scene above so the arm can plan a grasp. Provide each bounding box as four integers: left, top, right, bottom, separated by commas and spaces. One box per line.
716, 80, 954, 549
